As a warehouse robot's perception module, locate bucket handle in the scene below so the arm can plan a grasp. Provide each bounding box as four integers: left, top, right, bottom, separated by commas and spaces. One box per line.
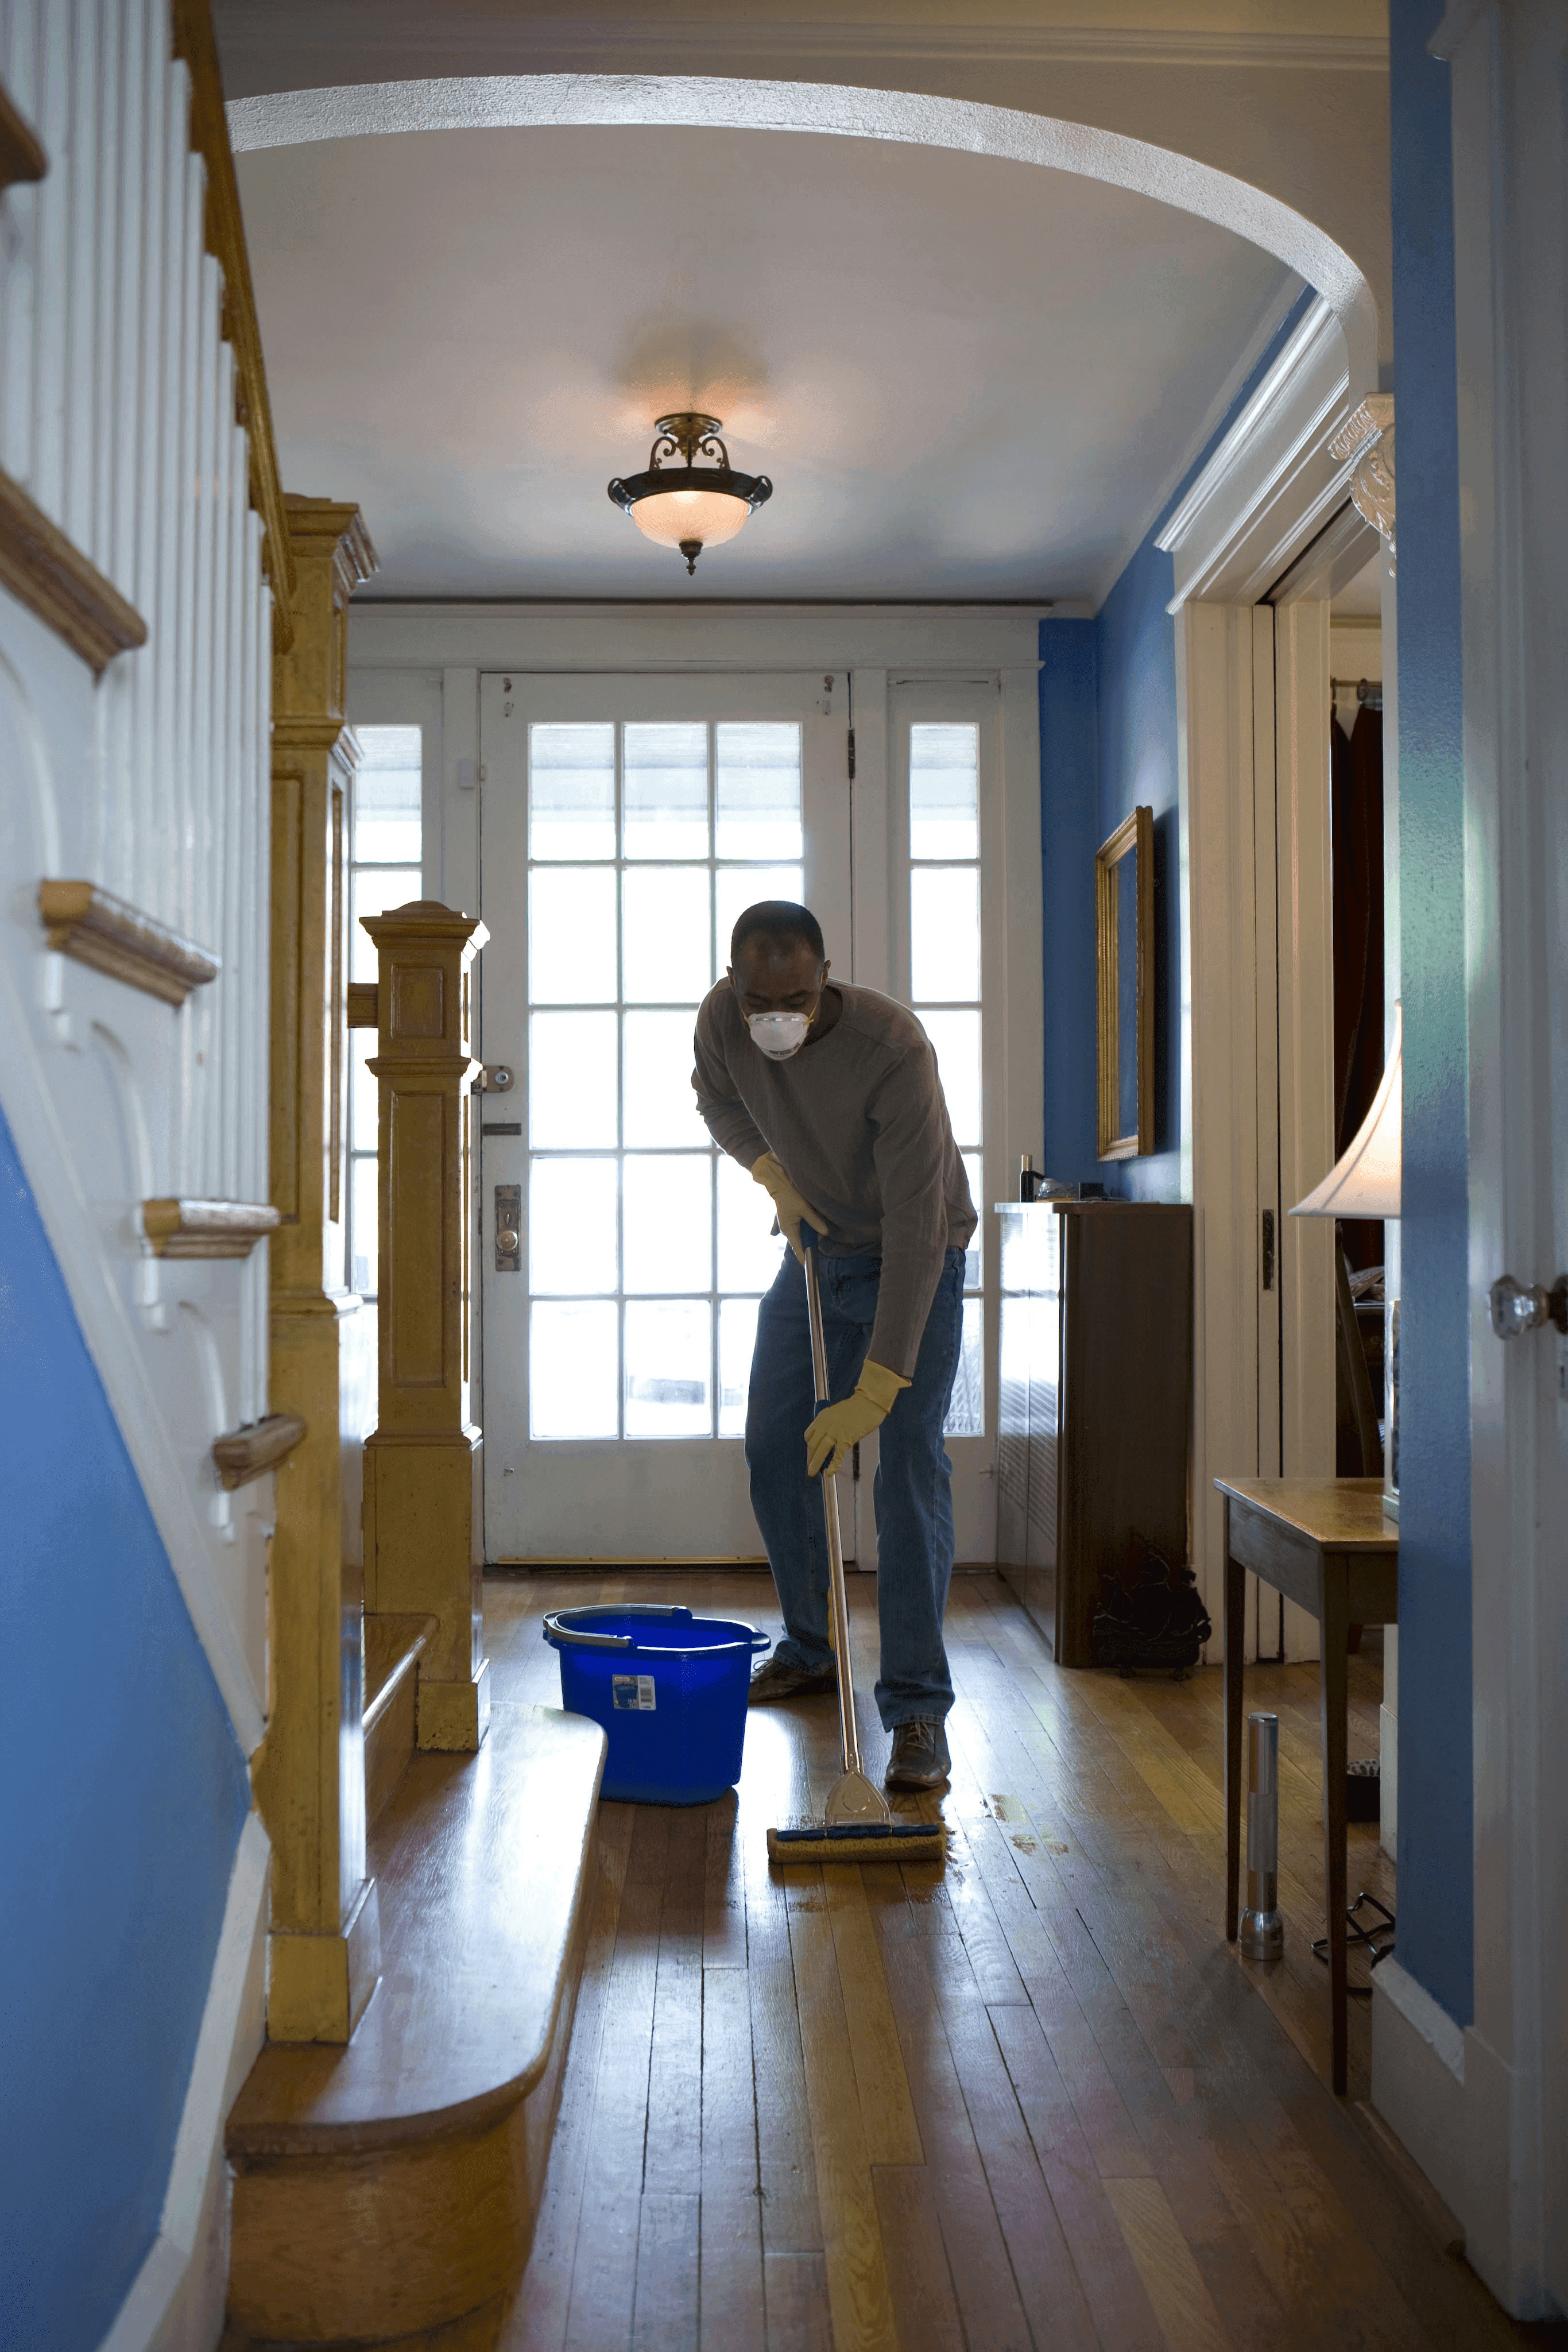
542, 1607, 772, 1654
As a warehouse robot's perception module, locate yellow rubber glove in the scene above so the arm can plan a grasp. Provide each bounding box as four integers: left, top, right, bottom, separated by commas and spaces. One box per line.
805, 1360, 911, 1478
752, 1151, 830, 1264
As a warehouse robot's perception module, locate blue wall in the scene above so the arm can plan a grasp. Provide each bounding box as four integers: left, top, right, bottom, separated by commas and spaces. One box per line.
1039, 289, 1314, 1197
0, 1110, 251, 2348
1388, 0, 1472, 2026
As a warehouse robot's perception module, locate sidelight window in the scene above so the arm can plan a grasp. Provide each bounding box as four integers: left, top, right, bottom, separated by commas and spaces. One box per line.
347, 725, 423, 1299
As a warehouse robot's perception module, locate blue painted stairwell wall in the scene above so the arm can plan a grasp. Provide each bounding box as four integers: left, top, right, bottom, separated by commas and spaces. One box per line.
0, 1106, 251, 2350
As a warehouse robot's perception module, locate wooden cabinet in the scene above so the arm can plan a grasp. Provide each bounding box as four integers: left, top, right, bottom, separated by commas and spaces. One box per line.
996, 1201, 1193, 1665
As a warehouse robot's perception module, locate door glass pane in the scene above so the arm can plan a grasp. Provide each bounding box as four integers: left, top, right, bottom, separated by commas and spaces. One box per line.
716, 722, 803, 859
350, 1029, 378, 1152
529, 867, 617, 1004
623, 1154, 713, 1294
920, 1009, 981, 1146
719, 1297, 761, 1437
715, 865, 806, 966
351, 866, 422, 980
531, 1157, 619, 1294
532, 1300, 619, 1437
625, 1299, 712, 1436
622, 866, 713, 1003
717, 1151, 788, 1291
350, 1155, 377, 1296
530, 1011, 618, 1147
622, 1009, 706, 1147
961, 1150, 983, 1289
909, 722, 979, 859
354, 727, 423, 862
944, 1297, 984, 1437
624, 722, 708, 858
531, 724, 615, 860
911, 867, 980, 1001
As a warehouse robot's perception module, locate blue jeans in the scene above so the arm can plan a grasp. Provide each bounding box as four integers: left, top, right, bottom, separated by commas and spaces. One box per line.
745, 1247, 966, 1728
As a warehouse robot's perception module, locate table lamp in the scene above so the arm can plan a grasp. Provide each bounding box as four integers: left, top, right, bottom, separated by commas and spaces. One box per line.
1290, 1004, 1401, 1517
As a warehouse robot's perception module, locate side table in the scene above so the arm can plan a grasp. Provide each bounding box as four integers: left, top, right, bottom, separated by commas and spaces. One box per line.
1215, 1475, 1399, 2094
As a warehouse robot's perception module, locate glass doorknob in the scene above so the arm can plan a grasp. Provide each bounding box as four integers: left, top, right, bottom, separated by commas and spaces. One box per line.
1488, 1272, 1568, 1339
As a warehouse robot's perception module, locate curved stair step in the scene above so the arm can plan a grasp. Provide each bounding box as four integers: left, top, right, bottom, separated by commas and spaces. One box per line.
226, 1702, 606, 2346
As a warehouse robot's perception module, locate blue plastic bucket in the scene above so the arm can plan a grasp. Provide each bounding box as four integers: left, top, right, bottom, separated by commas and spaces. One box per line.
542, 1604, 771, 1805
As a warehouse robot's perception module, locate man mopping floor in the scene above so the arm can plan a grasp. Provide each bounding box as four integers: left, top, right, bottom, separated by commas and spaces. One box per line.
693, 899, 975, 1792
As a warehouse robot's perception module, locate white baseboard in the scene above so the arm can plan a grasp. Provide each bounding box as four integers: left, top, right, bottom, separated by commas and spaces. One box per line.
1370, 1958, 1469, 2227
97, 1815, 269, 2352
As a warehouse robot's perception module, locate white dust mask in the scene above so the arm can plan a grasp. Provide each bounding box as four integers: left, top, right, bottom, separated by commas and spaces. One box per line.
748, 1010, 812, 1061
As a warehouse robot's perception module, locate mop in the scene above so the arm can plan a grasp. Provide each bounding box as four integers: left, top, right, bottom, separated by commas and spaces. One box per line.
766, 1228, 947, 1866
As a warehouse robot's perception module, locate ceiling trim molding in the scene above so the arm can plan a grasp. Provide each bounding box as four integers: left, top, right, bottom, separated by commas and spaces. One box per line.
1155, 295, 1365, 608
227, 74, 1379, 396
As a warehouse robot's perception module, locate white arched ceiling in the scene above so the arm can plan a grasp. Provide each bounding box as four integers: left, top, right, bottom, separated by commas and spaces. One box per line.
229, 74, 1377, 395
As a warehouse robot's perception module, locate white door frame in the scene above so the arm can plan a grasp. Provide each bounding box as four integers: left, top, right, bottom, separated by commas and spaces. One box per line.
1157, 293, 1384, 1657
349, 606, 1044, 1565
1376, 3, 1567, 2318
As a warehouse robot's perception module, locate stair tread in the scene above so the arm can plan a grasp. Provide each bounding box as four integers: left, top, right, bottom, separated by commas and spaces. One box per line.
229, 1701, 605, 2157
362, 1608, 437, 1724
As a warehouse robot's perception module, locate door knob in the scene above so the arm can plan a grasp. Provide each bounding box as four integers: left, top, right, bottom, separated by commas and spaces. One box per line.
1488, 1272, 1568, 1340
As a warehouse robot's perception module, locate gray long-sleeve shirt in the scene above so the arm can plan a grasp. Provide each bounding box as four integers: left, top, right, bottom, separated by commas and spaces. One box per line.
692, 981, 977, 1378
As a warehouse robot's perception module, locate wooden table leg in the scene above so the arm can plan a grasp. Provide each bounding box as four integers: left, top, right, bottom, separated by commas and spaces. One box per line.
1224, 1500, 1245, 1943
1319, 1558, 1350, 2094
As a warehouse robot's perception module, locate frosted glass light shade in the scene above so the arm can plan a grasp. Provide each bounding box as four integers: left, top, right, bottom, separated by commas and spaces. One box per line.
1291, 1003, 1402, 1218
630, 488, 752, 551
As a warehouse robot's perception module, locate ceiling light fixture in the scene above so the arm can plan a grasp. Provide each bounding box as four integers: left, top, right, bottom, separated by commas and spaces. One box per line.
607, 413, 772, 575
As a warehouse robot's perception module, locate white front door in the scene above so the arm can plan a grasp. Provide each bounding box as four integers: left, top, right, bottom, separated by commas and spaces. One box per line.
478, 672, 850, 1558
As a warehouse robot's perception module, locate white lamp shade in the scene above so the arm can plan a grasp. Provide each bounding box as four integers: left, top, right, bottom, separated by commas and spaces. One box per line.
1291, 1003, 1402, 1218
630, 488, 753, 551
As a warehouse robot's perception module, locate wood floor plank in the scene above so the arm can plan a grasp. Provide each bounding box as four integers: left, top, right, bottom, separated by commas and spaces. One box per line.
762, 2251, 834, 2352
644, 1809, 704, 2191
501, 1807, 635, 2352
630, 2191, 700, 2352
699, 1963, 766, 2350
1105, 2173, 1234, 2352
781, 1870, 901, 2352
704, 1790, 748, 1969
870, 2167, 966, 2352
819, 1865, 924, 2167
990, 2001, 1168, 2352
561, 1808, 671, 2352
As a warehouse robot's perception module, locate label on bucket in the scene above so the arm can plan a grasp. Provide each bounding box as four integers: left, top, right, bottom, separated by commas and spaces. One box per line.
612, 1674, 657, 1712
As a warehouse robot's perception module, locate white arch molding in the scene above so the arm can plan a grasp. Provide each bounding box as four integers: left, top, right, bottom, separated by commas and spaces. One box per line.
227, 75, 1378, 396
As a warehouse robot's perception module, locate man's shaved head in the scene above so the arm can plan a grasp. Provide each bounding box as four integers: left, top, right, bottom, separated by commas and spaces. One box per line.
729, 900, 825, 968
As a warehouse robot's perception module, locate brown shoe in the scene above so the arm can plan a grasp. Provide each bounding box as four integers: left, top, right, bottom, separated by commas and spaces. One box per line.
885, 1718, 951, 1789
748, 1654, 838, 1705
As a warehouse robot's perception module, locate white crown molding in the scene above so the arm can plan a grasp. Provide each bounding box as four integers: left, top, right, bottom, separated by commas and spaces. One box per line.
1155, 293, 1364, 608
227, 75, 1379, 397
96, 1815, 269, 2352
229, 25, 1389, 74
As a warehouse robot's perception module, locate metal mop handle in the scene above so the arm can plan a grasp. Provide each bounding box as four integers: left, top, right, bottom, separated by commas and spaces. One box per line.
802, 1232, 862, 1782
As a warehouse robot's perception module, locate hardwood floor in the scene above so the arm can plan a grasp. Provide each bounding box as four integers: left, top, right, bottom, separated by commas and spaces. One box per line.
487, 1570, 1555, 2352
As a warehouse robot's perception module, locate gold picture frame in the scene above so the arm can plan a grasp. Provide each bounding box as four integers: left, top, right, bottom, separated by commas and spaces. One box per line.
1095, 804, 1155, 1160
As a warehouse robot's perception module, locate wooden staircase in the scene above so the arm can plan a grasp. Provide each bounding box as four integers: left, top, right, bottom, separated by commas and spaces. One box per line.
224, 1638, 605, 2347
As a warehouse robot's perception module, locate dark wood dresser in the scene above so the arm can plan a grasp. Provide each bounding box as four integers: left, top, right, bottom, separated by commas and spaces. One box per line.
996, 1201, 1193, 1665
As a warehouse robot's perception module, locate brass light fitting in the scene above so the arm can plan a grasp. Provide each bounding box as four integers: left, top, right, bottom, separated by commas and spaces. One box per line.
607, 413, 772, 575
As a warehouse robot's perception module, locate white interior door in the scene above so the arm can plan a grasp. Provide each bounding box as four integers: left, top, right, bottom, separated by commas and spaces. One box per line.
478, 672, 850, 1559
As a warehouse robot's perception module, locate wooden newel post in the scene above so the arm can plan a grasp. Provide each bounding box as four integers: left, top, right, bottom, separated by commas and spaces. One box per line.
361, 900, 491, 1751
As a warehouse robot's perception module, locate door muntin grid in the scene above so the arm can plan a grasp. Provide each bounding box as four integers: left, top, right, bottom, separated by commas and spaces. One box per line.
525, 718, 803, 1440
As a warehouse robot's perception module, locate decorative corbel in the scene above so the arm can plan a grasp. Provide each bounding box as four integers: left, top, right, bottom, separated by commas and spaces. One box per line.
1329, 396, 1395, 572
